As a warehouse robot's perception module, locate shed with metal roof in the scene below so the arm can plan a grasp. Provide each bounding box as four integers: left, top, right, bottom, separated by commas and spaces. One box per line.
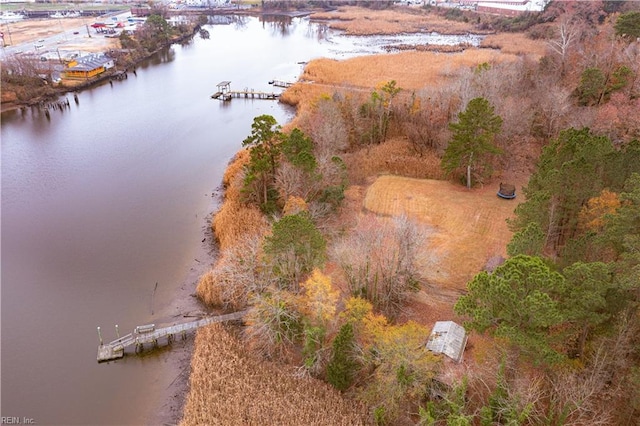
426, 321, 468, 363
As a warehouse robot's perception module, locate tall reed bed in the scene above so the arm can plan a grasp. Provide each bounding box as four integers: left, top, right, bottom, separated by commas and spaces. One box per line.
299, 49, 519, 91
212, 150, 268, 251
180, 324, 370, 426
343, 137, 444, 184
310, 6, 476, 36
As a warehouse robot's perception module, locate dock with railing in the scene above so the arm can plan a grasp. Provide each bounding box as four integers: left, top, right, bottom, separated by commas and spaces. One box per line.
210, 81, 280, 101
96, 310, 247, 362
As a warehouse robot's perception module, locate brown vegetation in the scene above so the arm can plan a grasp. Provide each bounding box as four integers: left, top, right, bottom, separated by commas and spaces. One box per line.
184, 4, 640, 425
310, 6, 478, 36
180, 323, 370, 426
480, 32, 547, 57
212, 150, 269, 251
342, 137, 443, 184
299, 49, 521, 91
362, 175, 518, 292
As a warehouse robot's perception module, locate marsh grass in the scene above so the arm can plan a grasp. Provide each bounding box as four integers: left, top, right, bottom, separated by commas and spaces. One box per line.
310, 6, 478, 35
343, 137, 444, 184
180, 323, 370, 426
299, 49, 521, 90
212, 150, 268, 251
481, 32, 547, 57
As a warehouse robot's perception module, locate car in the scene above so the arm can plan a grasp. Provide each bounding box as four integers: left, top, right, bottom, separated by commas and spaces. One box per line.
37, 38, 45, 43
73, 31, 79, 35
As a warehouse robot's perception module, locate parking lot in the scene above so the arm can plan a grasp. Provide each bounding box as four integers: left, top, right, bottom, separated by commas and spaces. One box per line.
1, 15, 123, 58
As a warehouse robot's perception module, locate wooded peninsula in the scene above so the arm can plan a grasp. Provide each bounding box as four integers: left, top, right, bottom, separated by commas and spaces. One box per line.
177, 2, 640, 425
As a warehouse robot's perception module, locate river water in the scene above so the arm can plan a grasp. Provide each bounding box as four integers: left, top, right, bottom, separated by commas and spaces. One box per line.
1, 15, 482, 425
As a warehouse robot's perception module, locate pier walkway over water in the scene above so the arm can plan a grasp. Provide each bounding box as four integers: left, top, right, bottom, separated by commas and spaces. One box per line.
210, 80, 281, 101
96, 310, 247, 362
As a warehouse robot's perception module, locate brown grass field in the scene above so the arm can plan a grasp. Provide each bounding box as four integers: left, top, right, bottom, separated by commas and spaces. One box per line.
363, 175, 519, 293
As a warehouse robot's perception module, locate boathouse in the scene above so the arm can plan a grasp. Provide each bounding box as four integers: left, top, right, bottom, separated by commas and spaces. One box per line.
62, 54, 114, 80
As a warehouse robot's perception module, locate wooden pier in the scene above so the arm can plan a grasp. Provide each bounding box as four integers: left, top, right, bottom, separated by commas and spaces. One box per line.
211, 80, 280, 101
96, 310, 247, 362
269, 79, 294, 88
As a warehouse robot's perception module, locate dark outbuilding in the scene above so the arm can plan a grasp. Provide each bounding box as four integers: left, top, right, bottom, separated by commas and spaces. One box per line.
497, 182, 516, 199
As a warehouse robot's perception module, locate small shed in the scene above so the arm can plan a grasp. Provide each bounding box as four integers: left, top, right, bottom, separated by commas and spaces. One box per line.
426, 321, 468, 363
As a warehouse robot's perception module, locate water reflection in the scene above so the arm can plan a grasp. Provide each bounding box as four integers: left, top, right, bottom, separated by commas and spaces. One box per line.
146, 47, 176, 66
261, 14, 293, 37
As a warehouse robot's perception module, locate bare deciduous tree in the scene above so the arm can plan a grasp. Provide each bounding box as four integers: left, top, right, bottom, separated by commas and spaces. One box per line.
196, 234, 275, 310
301, 96, 349, 157
547, 17, 580, 78
332, 214, 429, 317
244, 289, 303, 360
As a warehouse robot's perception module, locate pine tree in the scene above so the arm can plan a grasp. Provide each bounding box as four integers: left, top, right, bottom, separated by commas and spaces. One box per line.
441, 97, 503, 189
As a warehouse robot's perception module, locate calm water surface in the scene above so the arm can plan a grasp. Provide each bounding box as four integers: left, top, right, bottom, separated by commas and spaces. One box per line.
1, 16, 481, 425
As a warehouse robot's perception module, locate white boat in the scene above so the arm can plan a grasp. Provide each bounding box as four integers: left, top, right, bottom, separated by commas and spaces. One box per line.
0, 11, 26, 22
50, 11, 81, 18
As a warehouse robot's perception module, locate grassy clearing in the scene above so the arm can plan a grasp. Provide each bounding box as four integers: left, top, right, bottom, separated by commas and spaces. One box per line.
180, 323, 370, 426
362, 175, 519, 291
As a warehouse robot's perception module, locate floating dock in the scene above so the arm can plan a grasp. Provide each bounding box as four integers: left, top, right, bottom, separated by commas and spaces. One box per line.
96, 310, 247, 362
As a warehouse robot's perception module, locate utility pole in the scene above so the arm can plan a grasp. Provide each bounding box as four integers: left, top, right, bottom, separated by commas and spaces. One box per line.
5, 22, 13, 46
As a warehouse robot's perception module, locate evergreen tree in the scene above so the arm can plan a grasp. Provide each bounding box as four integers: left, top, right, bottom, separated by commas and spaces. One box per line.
281, 128, 317, 174
455, 255, 566, 364
326, 322, 358, 391
441, 97, 503, 189
510, 128, 616, 254
263, 212, 326, 291
614, 11, 640, 40
242, 115, 282, 213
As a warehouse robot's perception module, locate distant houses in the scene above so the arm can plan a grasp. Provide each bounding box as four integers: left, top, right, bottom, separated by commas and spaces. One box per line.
431, 0, 550, 15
